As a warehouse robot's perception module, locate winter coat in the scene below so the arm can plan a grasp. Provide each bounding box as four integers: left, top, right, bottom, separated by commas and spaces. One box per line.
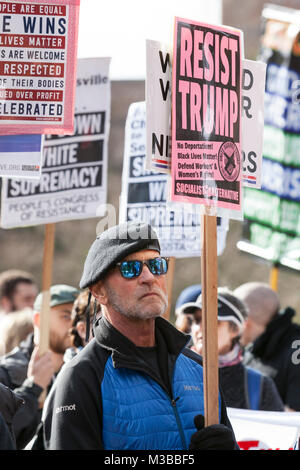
219, 362, 284, 411
0, 334, 43, 449
49, 315, 237, 450
0, 383, 24, 449
243, 307, 300, 411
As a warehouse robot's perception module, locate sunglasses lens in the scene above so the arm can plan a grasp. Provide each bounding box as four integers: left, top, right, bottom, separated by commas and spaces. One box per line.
120, 260, 142, 278
148, 258, 168, 275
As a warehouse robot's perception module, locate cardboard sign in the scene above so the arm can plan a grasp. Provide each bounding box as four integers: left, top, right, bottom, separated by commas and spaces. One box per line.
1, 57, 110, 228
0, 133, 42, 178
0, 0, 80, 135
145, 39, 172, 173
242, 59, 266, 188
170, 18, 243, 219
146, 40, 265, 192
120, 101, 229, 257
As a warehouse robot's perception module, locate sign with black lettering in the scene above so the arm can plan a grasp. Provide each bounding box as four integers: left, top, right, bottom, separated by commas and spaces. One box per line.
0, 57, 110, 228
0, 0, 80, 135
120, 101, 229, 258
145, 39, 172, 173
242, 59, 266, 188
170, 17, 243, 220
145, 42, 265, 191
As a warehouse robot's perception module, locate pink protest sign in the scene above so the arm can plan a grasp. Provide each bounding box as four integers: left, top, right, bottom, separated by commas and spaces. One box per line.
171, 18, 243, 217
0, 0, 80, 135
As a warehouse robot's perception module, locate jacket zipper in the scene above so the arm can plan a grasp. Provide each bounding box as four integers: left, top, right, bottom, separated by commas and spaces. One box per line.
171, 396, 188, 450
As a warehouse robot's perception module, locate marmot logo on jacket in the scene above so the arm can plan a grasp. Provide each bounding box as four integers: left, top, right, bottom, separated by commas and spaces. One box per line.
56, 403, 76, 414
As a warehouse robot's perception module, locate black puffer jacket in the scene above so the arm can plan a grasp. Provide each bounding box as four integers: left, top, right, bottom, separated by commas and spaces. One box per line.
243, 307, 300, 410
0, 334, 43, 449
0, 383, 24, 449
219, 362, 284, 411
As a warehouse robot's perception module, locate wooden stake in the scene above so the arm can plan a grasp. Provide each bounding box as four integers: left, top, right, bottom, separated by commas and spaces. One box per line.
269, 263, 279, 292
39, 223, 55, 354
163, 257, 175, 321
201, 214, 219, 426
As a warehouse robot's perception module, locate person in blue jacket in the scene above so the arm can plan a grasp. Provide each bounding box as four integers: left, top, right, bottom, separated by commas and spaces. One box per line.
49, 222, 238, 451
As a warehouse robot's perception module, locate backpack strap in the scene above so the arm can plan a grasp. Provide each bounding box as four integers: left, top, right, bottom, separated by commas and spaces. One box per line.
245, 367, 263, 410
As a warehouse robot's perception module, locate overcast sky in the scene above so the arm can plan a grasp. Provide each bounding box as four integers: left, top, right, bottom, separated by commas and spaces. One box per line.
77, 0, 222, 79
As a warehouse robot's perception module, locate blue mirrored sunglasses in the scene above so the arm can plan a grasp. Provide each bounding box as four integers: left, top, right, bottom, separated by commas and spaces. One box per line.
116, 257, 169, 279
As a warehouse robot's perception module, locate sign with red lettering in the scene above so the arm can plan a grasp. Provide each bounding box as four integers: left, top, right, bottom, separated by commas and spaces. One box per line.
0, 0, 80, 135
170, 18, 243, 219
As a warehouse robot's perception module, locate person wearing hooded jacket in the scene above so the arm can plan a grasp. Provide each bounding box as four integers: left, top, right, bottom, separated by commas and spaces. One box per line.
234, 282, 300, 411
49, 222, 238, 451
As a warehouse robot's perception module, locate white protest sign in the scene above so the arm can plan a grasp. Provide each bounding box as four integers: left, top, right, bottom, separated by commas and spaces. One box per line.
145, 40, 265, 192
228, 407, 300, 450
1, 57, 110, 228
145, 39, 172, 173
0, 133, 42, 178
242, 60, 266, 188
120, 101, 229, 258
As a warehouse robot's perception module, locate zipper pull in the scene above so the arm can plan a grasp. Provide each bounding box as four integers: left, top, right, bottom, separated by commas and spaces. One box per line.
171, 397, 180, 406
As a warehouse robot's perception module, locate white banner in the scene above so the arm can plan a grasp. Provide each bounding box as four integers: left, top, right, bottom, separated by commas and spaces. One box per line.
145, 39, 172, 173
120, 101, 229, 258
242, 59, 266, 188
228, 407, 300, 450
1, 57, 111, 228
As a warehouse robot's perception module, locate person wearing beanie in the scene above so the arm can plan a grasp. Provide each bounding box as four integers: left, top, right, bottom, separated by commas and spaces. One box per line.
183, 287, 284, 411
0, 284, 79, 449
175, 284, 202, 334
49, 222, 238, 451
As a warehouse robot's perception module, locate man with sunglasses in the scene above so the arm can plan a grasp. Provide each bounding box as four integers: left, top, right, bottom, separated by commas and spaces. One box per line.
49, 222, 238, 451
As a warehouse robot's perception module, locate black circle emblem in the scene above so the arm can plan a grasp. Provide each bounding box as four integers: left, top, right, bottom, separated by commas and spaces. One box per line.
218, 141, 240, 182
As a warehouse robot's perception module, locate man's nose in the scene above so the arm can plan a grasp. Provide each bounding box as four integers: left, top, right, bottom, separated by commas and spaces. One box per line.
138, 263, 156, 282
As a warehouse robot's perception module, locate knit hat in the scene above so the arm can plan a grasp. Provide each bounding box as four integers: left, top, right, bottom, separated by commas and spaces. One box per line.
33, 284, 80, 312
196, 293, 245, 331
79, 222, 161, 289
175, 284, 202, 316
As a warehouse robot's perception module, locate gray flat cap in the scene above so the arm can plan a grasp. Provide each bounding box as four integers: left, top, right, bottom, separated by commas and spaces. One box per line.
79, 222, 160, 289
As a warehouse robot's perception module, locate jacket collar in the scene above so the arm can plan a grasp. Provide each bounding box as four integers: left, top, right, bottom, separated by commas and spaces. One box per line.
94, 315, 190, 370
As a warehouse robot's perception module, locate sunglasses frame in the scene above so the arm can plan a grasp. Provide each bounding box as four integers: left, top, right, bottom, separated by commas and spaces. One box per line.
116, 257, 169, 279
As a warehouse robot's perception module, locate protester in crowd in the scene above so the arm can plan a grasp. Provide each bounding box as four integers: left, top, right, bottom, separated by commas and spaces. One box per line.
28, 290, 102, 450
175, 284, 202, 335
0, 413, 16, 450
0, 383, 24, 449
0, 284, 80, 449
0, 308, 34, 356
180, 286, 284, 411
234, 282, 300, 412
49, 222, 238, 450
0, 270, 38, 315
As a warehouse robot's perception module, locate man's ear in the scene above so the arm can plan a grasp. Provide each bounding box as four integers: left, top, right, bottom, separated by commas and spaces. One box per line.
90, 281, 107, 305
0, 296, 12, 313
33, 311, 40, 328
